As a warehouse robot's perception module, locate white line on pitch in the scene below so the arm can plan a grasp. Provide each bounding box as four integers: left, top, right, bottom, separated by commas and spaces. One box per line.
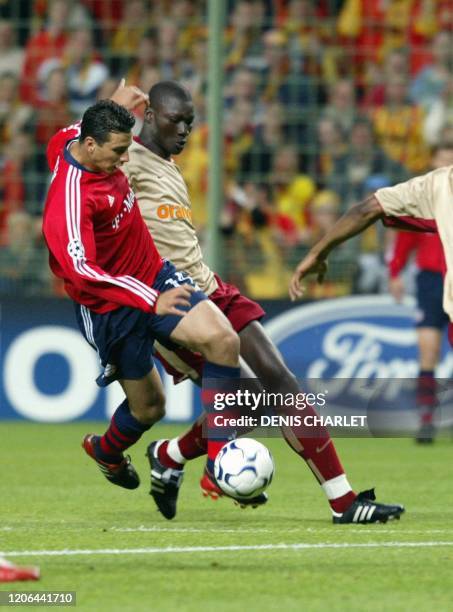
111, 526, 272, 533
2, 541, 453, 558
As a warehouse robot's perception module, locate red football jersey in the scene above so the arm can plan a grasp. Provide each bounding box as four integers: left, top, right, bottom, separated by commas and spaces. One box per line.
42, 123, 163, 313
388, 231, 446, 278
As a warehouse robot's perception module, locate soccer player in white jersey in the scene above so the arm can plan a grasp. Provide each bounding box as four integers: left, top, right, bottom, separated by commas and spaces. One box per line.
123, 80, 404, 524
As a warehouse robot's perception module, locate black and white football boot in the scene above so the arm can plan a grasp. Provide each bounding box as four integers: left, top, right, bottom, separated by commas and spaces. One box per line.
146, 440, 184, 520
332, 488, 405, 524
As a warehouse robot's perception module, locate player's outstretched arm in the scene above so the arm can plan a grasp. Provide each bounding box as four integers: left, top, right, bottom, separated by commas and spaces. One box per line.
110, 78, 149, 111
289, 195, 384, 301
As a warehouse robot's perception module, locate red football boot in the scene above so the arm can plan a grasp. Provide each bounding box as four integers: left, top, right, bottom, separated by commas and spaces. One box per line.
0, 560, 40, 582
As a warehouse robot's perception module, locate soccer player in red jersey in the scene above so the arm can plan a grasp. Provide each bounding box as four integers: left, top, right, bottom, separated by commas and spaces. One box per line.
42, 87, 247, 517
123, 80, 404, 524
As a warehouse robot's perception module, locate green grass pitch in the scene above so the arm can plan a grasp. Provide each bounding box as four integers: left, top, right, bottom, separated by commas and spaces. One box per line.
2, 422, 453, 611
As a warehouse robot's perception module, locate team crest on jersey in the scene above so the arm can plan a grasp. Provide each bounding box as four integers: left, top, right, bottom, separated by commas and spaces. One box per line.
107, 195, 115, 207
67, 239, 85, 261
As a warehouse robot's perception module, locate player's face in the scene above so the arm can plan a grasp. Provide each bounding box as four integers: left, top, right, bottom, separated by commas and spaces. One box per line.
147, 96, 194, 158
88, 131, 132, 174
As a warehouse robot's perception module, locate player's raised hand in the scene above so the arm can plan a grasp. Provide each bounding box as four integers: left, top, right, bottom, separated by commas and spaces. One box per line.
110, 78, 149, 111
289, 252, 328, 301
155, 285, 196, 317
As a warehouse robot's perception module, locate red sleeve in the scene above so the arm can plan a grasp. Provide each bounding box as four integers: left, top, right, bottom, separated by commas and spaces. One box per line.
44, 173, 159, 313
387, 231, 419, 278
46, 123, 82, 172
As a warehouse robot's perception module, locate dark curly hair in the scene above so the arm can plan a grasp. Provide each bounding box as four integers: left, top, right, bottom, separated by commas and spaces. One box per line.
80, 100, 135, 145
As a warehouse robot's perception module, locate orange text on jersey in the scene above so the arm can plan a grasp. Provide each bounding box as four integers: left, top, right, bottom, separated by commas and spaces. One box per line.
157, 204, 192, 222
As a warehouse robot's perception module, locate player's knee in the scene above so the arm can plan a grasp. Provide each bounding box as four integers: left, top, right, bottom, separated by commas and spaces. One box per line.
200, 326, 240, 363
131, 390, 166, 425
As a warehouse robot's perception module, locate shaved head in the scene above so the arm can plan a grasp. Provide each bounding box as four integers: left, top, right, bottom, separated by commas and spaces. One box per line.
148, 80, 192, 111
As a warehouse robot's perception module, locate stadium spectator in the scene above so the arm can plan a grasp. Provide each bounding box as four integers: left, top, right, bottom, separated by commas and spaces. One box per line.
0, 132, 32, 242
410, 31, 453, 113
361, 49, 409, 110
322, 78, 357, 134
81, 0, 123, 38
19, 0, 71, 104
371, 74, 430, 173
0, 211, 50, 296
169, 0, 206, 58
225, 67, 260, 109
125, 29, 159, 88
337, 0, 442, 83
180, 37, 208, 118
34, 67, 73, 147
327, 117, 408, 210
224, 99, 255, 175
0, 1, 35, 45
0, 19, 24, 77
0, 73, 34, 154
157, 19, 181, 81
224, 0, 265, 73
424, 80, 453, 145
315, 116, 346, 185
258, 28, 320, 110
278, 0, 339, 84
63, 27, 109, 116
270, 144, 316, 243
109, 0, 151, 73
239, 101, 287, 182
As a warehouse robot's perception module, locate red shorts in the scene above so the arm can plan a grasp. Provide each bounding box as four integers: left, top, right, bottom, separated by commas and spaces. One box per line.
154, 274, 265, 383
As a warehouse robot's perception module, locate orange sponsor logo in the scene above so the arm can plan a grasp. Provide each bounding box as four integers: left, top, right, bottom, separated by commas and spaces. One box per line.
157, 204, 192, 222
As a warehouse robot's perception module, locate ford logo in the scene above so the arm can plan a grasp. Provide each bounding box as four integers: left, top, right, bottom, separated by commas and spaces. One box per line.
264, 296, 453, 434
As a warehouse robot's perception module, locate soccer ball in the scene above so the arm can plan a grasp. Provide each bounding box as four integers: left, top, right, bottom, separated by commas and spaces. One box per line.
214, 438, 275, 499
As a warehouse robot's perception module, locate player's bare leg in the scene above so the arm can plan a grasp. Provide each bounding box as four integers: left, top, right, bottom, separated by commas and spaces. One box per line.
237, 321, 404, 522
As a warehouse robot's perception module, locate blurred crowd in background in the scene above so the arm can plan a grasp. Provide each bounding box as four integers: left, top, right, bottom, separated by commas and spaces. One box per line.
0, 0, 452, 299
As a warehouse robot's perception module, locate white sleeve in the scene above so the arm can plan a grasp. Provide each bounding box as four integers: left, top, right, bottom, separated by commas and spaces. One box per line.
375, 171, 436, 220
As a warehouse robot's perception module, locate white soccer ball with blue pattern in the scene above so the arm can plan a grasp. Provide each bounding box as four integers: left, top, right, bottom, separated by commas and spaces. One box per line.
214, 438, 275, 499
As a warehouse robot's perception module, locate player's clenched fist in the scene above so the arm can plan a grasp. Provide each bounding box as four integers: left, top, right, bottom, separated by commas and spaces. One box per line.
155, 285, 196, 316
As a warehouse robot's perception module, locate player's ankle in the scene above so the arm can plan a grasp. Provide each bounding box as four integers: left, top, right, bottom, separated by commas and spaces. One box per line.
157, 439, 185, 470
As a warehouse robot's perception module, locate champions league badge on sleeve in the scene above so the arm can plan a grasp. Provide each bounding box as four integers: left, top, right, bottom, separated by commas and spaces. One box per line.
264, 296, 453, 437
